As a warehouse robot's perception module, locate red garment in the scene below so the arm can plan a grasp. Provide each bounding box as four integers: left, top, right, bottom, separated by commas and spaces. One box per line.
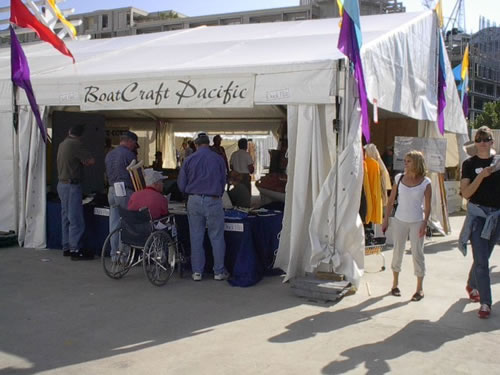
128, 187, 168, 219
10, 0, 75, 62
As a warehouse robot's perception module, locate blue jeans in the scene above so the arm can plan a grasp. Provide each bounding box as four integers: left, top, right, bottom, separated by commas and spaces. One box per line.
57, 182, 84, 252
467, 208, 500, 306
107, 186, 133, 255
187, 195, 226, 274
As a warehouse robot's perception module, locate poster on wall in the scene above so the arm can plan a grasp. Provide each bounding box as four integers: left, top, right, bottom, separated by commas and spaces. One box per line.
394, 136, 447, 173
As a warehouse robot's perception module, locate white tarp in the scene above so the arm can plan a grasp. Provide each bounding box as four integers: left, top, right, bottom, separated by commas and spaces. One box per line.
0, 11, 467, 133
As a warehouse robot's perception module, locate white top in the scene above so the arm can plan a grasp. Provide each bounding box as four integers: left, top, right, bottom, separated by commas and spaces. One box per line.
230, 150, 253, 174
394, 173, 431, 223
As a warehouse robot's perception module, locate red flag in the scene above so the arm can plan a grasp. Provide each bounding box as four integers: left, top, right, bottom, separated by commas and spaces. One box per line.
10, 0, 75, 62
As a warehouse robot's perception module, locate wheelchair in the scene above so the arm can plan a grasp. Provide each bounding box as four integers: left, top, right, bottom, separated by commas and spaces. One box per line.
101, 207, 187, 286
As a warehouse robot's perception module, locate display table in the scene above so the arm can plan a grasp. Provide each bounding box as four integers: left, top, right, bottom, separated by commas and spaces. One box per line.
46, 200, 110, 255
174, 211, 283, 287
46, 201, 283, 287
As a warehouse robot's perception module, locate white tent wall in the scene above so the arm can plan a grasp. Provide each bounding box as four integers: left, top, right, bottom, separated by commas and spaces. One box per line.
0, 110, 17, 232
17, 106, 46, 248
157, 121, 176, 169
362, 12, 438, 122
274, 104, 335, 281
309, 90, 365, 288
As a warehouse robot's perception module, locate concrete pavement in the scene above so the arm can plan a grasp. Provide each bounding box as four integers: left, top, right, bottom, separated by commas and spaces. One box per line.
1, 213, 499, 374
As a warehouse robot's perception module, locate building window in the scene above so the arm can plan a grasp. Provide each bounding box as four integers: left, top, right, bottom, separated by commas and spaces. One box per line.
102, 14, 108, 28
127, 14, 131, 26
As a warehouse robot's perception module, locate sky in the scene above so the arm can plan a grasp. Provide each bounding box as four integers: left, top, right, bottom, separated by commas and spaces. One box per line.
1, 0, 499, 33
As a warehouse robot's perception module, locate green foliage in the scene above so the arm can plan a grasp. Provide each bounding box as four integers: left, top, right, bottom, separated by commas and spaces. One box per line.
472, 101, 500, 129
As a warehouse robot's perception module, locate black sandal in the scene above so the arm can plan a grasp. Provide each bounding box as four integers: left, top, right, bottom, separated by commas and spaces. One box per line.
391, 287, 401, 297
411, 292, 424, 302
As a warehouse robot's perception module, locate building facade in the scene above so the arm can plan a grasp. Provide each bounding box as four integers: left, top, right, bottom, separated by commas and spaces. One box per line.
447, 26, 500, 122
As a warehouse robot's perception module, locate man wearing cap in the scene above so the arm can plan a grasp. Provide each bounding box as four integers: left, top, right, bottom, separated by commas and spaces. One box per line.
178, 132, 228, 281
105, 131, 140, 254
128, 168, 168, 219
57, 124, 95, 260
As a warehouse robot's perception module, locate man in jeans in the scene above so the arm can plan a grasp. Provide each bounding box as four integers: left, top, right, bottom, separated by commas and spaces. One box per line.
177, 132, 228, 281
56, 124, 95, 260
105, 131, 139, 256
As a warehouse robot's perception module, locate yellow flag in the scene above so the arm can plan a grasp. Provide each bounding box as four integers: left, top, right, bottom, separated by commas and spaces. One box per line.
47, 0, 77, 37
435, 0, 444, 29
461, 44, 469, 80
337, 0, 343, 17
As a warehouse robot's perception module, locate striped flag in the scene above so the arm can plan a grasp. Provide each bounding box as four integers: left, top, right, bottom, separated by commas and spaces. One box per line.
460, 44, 469, 103
47, 0, 77, 37
10, 0, 75, 62
337, 0, 370, 143
10, 25, 47, 142
435, 0, 444, 29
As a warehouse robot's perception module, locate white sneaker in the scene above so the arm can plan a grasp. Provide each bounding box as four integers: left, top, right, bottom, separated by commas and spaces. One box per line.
192, 272, 202, 281
214, 271, 230, 281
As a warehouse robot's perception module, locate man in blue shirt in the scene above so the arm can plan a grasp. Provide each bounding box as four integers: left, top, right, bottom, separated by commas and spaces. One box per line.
105, 131, 139, 255
178, 132, 228, 281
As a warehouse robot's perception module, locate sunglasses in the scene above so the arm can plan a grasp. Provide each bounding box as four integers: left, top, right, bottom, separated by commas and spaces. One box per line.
475, 137, 492, 143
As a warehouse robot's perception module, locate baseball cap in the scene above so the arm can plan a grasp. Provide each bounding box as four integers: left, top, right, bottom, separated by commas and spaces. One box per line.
143, 168, 167, 186
194, 131, 210, 145
125, 131, 140, 148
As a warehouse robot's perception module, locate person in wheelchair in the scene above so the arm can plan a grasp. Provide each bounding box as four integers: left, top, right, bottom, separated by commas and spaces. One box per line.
128, 168, 169, 220
102, 169, 183, 286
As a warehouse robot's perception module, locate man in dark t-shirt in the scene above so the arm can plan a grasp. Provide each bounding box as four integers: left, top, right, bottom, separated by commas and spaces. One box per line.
57, 124, 95, 260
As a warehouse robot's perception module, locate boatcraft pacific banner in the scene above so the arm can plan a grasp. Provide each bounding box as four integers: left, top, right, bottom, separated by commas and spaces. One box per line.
10, 25, 46, 142
337, 0, 370, 143
79, 77, 255, 110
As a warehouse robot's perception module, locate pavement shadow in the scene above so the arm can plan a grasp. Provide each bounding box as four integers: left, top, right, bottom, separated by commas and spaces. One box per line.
268, 294, 409, 343
423, 239, 459, 254
0, 248, 301, 374
321, 299, 500, 375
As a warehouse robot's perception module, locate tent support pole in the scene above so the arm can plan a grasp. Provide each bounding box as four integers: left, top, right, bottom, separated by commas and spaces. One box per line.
332, 58, 347, 269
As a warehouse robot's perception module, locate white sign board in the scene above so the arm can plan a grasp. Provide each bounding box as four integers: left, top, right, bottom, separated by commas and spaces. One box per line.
394, 137, 447, 173
80, 76, 255, 110
224, 222, 244, 232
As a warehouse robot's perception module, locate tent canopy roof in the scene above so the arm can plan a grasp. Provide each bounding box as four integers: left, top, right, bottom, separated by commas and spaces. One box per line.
0, 11, 467, 134
1, 11, 425, 81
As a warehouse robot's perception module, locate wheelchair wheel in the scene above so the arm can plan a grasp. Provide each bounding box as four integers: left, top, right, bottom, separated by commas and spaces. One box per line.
143, 231, 176, 286
102, 227, 136, 279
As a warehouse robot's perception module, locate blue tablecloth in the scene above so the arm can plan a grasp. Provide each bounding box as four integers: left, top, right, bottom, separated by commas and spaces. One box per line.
47, 200, 283, 286
46, 201, 109, 255
175, 212, 283, 287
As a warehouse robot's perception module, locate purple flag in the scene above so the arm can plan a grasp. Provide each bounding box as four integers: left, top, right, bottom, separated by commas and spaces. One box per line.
338, 11, 370, 143
437, 69, 446, 135
10, 26, 47, 142
436, 34, 447, 135
462, 92, 469, 118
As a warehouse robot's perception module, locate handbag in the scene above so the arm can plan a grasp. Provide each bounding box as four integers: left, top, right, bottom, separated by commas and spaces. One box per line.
390, 174, 404, 217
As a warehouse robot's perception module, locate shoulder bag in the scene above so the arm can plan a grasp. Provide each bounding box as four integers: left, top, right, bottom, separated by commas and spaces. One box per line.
390, 174, 404, 217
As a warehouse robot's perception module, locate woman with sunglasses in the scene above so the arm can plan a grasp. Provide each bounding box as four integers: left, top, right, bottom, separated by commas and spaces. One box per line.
460, 126, 500, 319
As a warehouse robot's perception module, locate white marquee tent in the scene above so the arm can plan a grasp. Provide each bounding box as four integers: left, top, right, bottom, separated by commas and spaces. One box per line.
0, 11, 467, 286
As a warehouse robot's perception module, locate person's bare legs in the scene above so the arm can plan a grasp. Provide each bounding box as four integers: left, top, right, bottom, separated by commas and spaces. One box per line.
392, 271, 399, 289
416, 276, 424, 295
